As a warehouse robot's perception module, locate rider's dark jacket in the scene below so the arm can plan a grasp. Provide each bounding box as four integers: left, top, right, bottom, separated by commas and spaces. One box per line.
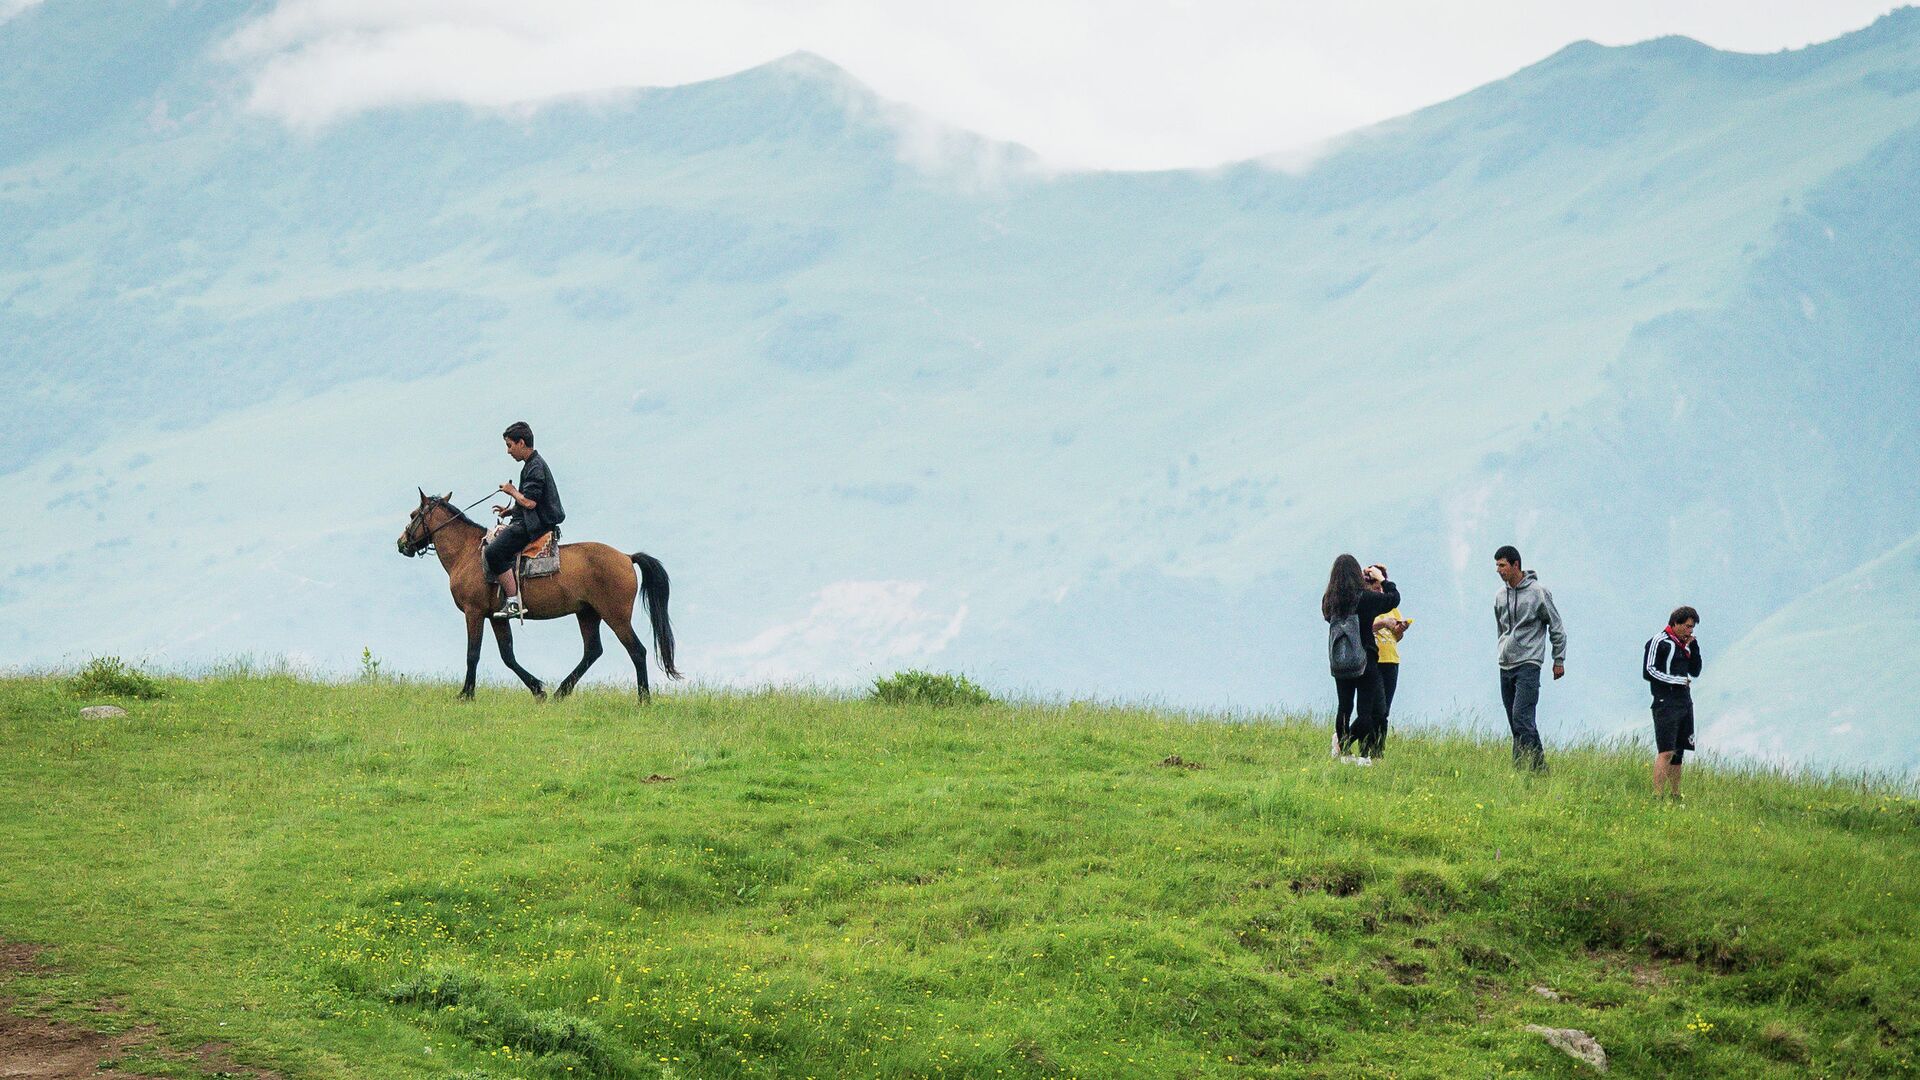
513, 451, 565, 536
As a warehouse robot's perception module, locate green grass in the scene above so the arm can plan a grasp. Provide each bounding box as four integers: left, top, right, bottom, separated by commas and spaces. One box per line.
1, 674, 1916, 1078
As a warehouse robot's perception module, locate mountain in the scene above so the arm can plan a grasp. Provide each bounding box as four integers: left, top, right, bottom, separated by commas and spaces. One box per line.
1702, 530, 1920, 773
4, 2, 1919, 772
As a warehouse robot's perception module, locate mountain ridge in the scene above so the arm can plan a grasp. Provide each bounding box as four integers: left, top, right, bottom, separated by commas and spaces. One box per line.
2, 6, 1917, 772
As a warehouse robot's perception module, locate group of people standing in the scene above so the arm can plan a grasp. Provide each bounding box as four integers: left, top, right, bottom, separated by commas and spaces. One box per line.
1321, 544, 1704, 799
1319, 556, 1408, 765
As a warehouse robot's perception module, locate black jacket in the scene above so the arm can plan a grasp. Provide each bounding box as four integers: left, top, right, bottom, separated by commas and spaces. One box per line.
1643, 632, 1702, 699
1344, 581, 1400, 663
514, 451, 565, 535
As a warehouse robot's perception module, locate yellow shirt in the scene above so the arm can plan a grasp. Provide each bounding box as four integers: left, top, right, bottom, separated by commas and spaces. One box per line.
1375, 607, 1410, 664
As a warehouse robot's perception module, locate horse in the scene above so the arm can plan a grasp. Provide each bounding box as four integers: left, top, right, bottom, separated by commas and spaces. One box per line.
396, 490, 680, 700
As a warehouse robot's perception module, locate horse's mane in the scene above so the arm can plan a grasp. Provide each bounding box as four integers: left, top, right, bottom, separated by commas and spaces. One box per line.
428, 495, 481, 529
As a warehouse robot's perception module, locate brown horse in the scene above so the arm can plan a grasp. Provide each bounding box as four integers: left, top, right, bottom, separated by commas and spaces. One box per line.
396, 490, 679, 700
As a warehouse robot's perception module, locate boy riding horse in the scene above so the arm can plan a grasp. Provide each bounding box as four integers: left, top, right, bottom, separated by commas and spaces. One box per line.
488, 421, 565, 619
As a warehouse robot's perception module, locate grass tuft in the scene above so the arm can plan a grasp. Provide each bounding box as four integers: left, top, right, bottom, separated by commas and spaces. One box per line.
386, 967, 620, 1077
66, 656, 165, 700
870, 669, 993, 707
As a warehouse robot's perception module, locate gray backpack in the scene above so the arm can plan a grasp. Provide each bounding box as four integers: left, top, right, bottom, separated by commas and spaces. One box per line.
1328, 613, 1367, 678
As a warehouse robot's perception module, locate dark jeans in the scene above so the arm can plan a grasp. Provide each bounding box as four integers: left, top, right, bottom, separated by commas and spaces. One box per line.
1500, 663, 1546, 770
1379, 662, 1399, 720
484, 520, 534, 577
1336, 660, 1388, 757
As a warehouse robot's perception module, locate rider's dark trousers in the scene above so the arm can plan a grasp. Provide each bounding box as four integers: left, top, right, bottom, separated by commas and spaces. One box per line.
484, 521, 534, 578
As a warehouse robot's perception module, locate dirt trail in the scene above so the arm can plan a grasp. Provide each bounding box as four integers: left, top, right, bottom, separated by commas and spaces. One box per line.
1, 941, 280, 1080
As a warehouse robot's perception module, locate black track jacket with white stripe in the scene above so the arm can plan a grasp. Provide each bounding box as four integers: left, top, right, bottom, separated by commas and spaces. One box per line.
1643, 631, 1702, 700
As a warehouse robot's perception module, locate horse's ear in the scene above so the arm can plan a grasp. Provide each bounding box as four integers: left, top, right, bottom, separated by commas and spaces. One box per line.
443, 491, 453, 503
417, 486, 426, 500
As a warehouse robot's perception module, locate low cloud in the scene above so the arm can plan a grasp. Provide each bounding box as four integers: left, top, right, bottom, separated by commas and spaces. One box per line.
221, 1, 792, 127
0, 0, 45, 26
214, 2, 1898, 173
204, 1, 1409, 172
710, 579, 967, 686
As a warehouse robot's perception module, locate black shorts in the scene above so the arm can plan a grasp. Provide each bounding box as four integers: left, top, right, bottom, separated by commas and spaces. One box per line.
1652, 697, 1695, 762
484, 520, 534, 576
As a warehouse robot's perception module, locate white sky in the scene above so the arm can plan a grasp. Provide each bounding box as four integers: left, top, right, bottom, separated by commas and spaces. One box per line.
159, 1, 1920, 169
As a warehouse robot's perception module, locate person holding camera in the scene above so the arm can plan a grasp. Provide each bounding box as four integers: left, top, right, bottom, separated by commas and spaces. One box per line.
1322, 555, 1401, 764
1366, 563, 1411, 728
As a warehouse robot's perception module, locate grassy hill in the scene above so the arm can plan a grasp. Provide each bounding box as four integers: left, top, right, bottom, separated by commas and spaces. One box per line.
2, 674, 1915, 1078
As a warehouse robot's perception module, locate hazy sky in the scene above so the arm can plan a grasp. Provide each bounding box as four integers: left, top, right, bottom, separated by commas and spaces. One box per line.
67, 1, 1919, 169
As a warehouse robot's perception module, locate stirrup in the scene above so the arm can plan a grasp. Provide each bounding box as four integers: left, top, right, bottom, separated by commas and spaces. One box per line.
493, 598, 525, 620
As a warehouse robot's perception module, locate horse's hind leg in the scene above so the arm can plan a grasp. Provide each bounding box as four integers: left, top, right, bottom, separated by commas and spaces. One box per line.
490, 617, 546, 699
556, 611, 604, 698
605, 613, 651, 702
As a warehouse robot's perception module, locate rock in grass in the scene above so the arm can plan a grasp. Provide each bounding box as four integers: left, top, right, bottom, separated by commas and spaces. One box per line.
1531, 985, 1563, 1001
79, 705, 128, 719
1525, 1025, 1606, 1071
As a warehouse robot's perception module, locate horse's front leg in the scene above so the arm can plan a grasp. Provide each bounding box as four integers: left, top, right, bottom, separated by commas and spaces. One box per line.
460, 610, 483, 699
491, 616, 546, 699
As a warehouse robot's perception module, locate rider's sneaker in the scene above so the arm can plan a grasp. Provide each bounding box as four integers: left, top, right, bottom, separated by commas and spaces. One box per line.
493, 599, 525, 620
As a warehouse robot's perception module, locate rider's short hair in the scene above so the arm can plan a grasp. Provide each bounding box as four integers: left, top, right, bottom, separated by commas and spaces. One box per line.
503, 421, 534, 448
1494, 545, 1522, 567
1669, 605, 1700, 627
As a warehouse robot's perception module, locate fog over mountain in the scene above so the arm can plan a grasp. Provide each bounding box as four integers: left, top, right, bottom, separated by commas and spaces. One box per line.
6, 1, 1919, 773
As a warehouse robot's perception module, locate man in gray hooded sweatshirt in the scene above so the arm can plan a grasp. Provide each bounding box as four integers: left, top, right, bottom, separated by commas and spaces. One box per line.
1494, 545, 1566, 771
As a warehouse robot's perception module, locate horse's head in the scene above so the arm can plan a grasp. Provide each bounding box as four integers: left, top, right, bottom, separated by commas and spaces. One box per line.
397, 488, 456, 557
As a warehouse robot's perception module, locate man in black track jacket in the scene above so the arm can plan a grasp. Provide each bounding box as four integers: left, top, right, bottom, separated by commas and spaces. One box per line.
1644, 606, 1703, 800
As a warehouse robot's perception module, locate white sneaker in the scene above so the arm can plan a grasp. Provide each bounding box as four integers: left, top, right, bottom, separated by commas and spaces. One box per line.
1342, 756, 1373, 767
493, 598, 525, 620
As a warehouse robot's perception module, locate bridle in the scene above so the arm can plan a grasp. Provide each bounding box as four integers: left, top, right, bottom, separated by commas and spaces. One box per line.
400, 493, 494, 557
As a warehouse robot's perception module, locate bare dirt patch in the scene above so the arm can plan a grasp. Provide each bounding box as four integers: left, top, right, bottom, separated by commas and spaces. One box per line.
0, 1008, 160, 1079
1585, 947, 1677, 988
1378, 955, 1429, 985
0, 942, 48, 975
1156, 755, 1203, 770
1, 940, 282, 1080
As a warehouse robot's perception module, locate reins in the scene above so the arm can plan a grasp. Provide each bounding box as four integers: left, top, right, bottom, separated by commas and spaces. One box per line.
407, 492, 496, 555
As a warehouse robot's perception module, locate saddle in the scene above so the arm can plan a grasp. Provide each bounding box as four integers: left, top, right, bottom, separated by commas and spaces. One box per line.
518, 528, 561, 579
483, 526, 562, 583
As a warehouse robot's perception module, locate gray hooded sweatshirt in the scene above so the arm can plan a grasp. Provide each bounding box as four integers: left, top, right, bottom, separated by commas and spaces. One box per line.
1496, 570, 1567, 670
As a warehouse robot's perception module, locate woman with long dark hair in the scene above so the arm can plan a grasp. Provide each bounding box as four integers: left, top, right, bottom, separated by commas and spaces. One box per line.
1321, 554, 1400, 763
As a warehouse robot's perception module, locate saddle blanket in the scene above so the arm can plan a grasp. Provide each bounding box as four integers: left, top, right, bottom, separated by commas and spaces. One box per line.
520, 532, 560, 579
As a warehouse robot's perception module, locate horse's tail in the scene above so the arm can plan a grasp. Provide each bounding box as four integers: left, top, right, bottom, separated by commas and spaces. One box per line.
630, 552, 681, 679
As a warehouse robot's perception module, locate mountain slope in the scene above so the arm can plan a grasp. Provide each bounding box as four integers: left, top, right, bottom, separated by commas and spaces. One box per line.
3, 6, 1919, 771
1703, 530, 1920, 771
